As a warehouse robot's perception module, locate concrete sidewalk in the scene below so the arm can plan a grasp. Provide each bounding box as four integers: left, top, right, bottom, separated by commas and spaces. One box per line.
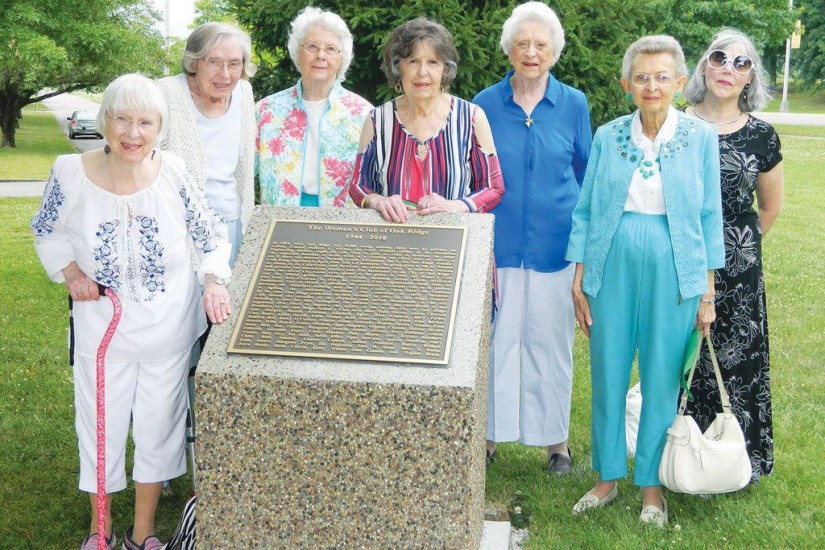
0, 181, 47, 197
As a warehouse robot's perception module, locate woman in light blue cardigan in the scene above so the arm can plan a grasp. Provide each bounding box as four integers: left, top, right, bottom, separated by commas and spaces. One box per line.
565, 35, 724, 527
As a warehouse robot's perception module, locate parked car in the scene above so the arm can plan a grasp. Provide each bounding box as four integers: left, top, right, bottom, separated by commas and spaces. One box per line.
67, 110, 102, 139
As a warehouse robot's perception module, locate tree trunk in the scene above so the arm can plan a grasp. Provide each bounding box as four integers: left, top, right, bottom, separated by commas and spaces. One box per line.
1, 109, 17, 148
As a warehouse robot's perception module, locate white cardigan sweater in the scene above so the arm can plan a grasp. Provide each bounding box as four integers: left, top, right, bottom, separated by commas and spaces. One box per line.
157, 74, 256, 233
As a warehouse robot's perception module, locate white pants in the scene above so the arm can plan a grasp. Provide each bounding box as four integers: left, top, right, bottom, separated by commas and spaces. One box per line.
73, 350, 189, 493
487, 265, 576, 445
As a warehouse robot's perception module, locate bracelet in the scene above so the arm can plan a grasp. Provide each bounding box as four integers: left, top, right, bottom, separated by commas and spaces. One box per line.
360, 195, 370, 208
700, 297, 714, 304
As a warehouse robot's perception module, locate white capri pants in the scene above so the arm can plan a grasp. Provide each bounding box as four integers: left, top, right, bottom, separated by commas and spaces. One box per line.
73, 349, 189, 493
488, 265, 576, 445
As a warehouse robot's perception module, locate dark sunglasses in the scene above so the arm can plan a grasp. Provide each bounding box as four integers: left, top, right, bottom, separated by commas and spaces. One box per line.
707, 50, 753, 75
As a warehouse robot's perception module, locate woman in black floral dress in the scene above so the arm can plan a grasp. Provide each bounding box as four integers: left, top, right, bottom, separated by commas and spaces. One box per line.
684, 28, 784, 483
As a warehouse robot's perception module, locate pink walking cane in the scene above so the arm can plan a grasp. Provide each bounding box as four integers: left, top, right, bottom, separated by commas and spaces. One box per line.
91, 285, 122, 550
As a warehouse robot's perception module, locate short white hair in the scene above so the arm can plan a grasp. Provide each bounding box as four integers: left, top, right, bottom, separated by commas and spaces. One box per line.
500, 1, 565, 66
97, 74, 169, 143
622, 35, 688, 80
287, 7, 354, 82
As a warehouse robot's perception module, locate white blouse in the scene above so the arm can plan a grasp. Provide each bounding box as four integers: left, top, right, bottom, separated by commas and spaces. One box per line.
624, 106, 678, 215
31, 152, 231, 361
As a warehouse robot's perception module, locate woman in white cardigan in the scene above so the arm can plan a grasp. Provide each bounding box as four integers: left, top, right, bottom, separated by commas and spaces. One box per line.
158, 22, 256, 267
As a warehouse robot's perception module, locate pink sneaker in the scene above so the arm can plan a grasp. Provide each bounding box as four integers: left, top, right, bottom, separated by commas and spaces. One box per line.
122, 528, 164, 550
80, 532, 117, 550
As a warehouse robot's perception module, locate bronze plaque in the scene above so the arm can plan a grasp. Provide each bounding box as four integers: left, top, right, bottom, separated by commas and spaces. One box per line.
228, 220, 467, 365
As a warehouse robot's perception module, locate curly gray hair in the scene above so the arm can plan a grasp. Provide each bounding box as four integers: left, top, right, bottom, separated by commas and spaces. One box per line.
685, 28, 771, 112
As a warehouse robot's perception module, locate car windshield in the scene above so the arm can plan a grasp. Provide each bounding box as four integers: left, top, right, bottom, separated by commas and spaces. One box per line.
76, 111, 98, 123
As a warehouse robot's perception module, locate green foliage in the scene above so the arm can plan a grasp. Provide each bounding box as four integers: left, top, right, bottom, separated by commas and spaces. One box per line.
651, 0, 797, 78
192, 0, 237, 27
798, 0, 825, 89
229, 0, 657, 128
0, 0, 166, 147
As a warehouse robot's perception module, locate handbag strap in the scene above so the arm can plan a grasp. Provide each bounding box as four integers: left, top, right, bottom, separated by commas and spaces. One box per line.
678, 333, 732, 415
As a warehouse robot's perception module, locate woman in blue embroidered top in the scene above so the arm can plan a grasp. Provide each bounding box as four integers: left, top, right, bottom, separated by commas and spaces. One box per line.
565, 36, 724, 527
30, 74, 232, 550
256, 7, 372, 208
473, 1, 592, 474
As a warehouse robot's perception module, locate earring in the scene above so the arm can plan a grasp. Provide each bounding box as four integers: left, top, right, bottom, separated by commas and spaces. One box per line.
674, 90, 682, 99
104, 144, 111, 155
742, 82, 750, 102
625, 92, 633, 101
395, 82, 403, 94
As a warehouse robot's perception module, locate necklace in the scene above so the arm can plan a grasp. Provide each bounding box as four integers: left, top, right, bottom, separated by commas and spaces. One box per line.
525, 115, 534, 128
692, 106, 743, 125
416, 141, 429, 158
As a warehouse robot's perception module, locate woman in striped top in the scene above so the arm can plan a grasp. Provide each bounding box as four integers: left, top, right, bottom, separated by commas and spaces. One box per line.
349, 18, 504, 223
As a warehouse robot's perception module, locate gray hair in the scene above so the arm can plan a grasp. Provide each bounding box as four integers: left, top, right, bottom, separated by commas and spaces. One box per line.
97, 73, 169, 143
181, 22, 256, 79
622, 35, 688, 80
685, 28, 771, 112
381, 18, 459, 89
500, 1, 565, 66
287, 7, 354, 82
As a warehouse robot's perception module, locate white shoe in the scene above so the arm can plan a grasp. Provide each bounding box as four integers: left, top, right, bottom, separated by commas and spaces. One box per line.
572, 484, 618, 514
640, 496, 668, 528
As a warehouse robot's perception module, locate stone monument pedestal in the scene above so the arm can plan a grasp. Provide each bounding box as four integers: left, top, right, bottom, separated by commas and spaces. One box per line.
196, 206, 493, 548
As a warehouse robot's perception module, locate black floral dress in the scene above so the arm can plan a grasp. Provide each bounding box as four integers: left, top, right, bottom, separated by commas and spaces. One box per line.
684, 115, 782, 483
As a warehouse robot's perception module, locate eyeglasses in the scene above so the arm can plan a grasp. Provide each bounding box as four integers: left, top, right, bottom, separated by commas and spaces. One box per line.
707, 50, 753, 74
203, 58, 245, 74
630, 72, 674, 88
513, 40, 551, 53
302, 43, 341, 57
108, 114, 158, 132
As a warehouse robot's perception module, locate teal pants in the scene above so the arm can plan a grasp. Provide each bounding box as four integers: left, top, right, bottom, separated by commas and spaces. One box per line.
588, 213, 700, 487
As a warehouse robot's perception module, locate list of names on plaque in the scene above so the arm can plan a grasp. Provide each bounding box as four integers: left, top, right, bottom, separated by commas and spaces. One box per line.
229, 221, 467, 364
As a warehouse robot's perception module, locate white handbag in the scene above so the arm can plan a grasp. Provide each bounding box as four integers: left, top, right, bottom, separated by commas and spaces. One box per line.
659, 333, 752, 495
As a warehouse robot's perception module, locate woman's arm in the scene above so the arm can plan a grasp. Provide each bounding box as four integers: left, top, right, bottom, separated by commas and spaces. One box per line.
571, 262, 592, 338
695, 270, 716, 336
455, 107, 503, 213
755, 161, 784, 235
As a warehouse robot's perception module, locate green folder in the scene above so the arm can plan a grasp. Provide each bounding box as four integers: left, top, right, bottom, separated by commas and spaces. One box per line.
680, 328, 702, 399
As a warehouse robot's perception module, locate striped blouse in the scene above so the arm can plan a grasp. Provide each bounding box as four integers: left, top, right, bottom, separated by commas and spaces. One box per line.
349, 97, 504, 212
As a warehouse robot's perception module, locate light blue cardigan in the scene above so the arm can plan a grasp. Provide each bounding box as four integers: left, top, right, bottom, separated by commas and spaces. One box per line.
565, 111, 724, 300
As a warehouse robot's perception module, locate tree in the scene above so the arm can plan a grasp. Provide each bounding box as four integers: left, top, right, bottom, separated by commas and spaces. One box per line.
0, 0, 165, 148
651, 0, 797, 80
193, 0, 237, 27
230, 0, 658, 128
798, 0, 825, 89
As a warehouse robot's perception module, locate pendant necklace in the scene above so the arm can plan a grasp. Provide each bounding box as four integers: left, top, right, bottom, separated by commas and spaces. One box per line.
525, 115, 534, 128
416, 141, 429, 158
692, 106, 743, 125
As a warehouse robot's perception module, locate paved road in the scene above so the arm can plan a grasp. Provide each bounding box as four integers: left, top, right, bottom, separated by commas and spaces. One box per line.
43, 92, 104, 153
753, 111, 825, 126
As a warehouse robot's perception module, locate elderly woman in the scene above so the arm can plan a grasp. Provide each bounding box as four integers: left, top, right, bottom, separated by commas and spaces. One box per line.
473, 2, 591, 473
565, 36, 723, 526
30, 74, 232, 550
157, 22, 256, 266
684, 28, 784, 484
256, 7, 372, 208
349, 17, 504, 222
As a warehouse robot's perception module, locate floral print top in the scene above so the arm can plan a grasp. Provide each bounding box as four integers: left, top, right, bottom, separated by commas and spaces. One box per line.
31, 152, 231, 360
255, 80, 372, 207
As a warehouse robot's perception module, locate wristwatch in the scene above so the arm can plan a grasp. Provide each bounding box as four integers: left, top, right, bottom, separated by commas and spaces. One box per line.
206, 274, 230, 286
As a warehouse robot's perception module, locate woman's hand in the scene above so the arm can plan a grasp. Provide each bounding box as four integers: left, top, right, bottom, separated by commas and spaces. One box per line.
417, 193, 470, 216
572, 263, 592, 339
203, 281, 232, 324
365, 194, 415, 223
695, 298, 716, 336
62, 262, 100, 302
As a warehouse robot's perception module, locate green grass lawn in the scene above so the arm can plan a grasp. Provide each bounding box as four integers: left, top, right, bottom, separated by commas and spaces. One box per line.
763, 86, 825, 114
0, 110, 74, 180
1, 127, 823, 548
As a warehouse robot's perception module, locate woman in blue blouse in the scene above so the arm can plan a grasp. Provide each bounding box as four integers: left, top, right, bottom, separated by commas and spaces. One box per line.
474, 2, 591, 473
565, 35, 723, 527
